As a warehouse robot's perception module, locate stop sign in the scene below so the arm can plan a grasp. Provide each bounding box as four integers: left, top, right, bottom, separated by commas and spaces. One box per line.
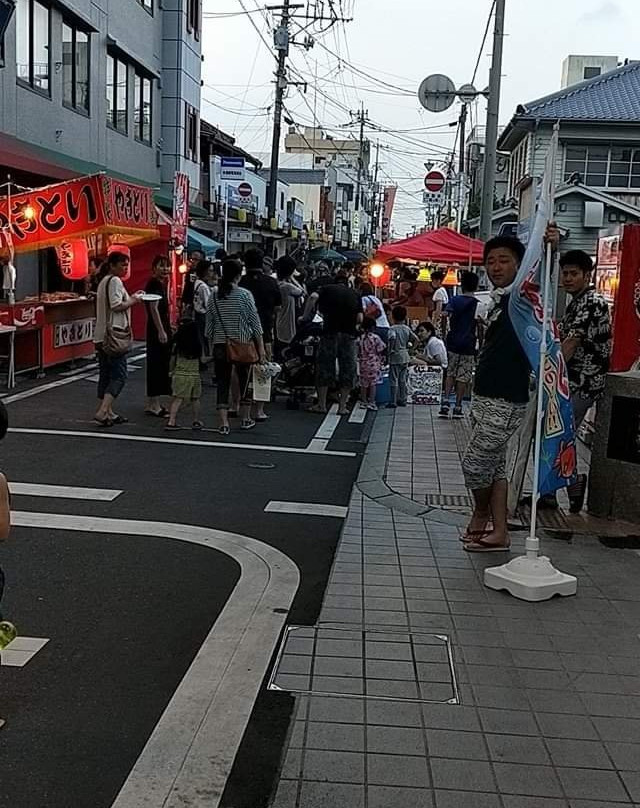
237, 182, 253, 198
424, 170, 446, 193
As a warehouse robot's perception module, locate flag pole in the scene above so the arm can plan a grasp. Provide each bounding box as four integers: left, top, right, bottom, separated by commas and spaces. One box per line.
526, 238, 553, 558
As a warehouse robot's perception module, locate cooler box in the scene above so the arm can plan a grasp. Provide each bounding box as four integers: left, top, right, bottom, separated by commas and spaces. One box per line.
376, 370, 391, 405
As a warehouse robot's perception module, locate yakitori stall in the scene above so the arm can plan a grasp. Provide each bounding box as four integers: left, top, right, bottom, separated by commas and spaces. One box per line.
0, 174, 160, 375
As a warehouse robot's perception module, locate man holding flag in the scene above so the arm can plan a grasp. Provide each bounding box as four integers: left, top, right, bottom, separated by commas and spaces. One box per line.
461, 126, 576, 553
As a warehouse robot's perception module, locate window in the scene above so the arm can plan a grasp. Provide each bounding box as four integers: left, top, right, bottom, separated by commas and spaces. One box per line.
583, 66, 602, 80
16, 0, 50, 94
62, 22, 89, 113
107, 53, 128, 133
187, 0, 200, 39
508, 137, 529, 197
563, 143, 640, 189
134, 70, 152, 144
185, 103, 198, 162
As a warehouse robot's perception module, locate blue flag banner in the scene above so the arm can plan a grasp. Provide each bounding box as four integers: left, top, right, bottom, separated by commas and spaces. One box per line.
508, 128, 578, 496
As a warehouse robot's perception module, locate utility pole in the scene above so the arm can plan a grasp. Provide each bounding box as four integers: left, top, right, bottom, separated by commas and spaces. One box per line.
267, 1, 295, 223
457, 103, 468, 230
479, 0, 506, 242
351, 104, 368, 248
266, 2, 352, 225
368, 140, 380, 250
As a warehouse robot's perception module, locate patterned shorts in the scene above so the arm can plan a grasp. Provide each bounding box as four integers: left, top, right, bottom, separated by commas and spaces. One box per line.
461, 395, 527, 490
447, 352, 475, 385
316, 333, 358, 388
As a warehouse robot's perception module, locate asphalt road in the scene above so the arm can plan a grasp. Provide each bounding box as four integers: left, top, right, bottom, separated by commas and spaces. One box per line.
0, 360, 368, 807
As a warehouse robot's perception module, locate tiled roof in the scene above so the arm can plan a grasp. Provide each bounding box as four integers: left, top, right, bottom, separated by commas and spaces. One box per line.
517, 61, 640, 121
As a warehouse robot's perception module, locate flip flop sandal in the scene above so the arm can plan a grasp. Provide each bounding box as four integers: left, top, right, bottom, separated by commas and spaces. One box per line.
111, 415, 128, 425
337, 409, 349, 416
218, 425, 231, 436
94, 417, 114, 428
460, 528, 493, 543
464, 539, 511, 553
146, 408, 169, 418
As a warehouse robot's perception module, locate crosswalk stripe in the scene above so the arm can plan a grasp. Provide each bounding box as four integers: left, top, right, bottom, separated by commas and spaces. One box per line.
265, 500, 348, 518
9, 482, 123, 501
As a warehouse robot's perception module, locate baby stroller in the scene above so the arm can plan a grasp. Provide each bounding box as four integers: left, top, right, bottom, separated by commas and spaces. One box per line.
275, 319, 322, 408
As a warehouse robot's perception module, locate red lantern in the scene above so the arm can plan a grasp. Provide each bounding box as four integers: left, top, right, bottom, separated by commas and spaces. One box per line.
56, 240, 89, 280
107, 243, 131, 280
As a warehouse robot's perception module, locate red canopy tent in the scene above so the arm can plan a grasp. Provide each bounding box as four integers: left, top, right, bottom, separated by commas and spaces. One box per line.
376, 227, 484, 264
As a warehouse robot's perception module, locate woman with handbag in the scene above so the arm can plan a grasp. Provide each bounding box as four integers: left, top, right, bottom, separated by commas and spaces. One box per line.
359, 282, 390, 344
206, 258, 265, 435
93, 252, 143, 427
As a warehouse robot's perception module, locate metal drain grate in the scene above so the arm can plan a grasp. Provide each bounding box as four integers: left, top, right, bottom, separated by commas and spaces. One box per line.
425, 493, 472, 508
268, 626, 460, 705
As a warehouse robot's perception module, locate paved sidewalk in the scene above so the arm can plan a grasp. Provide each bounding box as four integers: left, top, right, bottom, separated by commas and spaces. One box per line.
268, 410, 640, 808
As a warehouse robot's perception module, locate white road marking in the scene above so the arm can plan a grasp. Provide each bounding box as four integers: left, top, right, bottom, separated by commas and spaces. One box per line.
312, 403, 341, 440
3, 352, 147, 402
1, 637, 49, 667
265, 500, 348, 518
348, 405, 367, 424
12, 510, 300, 808
9, 427, 357, 458
9, 482, 123, 501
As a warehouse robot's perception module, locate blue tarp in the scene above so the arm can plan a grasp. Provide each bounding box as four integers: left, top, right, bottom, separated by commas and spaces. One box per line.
187, 228, 223, 257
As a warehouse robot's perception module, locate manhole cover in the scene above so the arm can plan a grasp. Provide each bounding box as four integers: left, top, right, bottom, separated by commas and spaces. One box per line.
247, 462, 276, 470
268, 625, 460, 704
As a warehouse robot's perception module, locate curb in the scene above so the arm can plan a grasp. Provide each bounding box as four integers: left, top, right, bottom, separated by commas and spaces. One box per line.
356, 409, 468, 527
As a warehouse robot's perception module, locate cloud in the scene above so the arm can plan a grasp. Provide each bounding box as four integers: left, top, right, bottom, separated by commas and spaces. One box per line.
579, 1, 623, 22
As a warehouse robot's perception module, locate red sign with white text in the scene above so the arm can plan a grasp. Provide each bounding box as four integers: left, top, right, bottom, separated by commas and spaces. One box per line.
611, 224, 640, 372
0, 302, 45, 330
0, 175, 158, 253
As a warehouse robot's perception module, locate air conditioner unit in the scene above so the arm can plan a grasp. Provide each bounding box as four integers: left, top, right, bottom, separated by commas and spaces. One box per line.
584, 201, 604, 228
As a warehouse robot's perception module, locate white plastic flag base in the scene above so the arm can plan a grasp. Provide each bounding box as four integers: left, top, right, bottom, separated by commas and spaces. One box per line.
484, 553, 577, 602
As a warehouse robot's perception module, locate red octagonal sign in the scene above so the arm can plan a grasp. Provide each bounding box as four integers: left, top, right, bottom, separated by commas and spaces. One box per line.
424, 170, 446, 193
237, 182, 253, 198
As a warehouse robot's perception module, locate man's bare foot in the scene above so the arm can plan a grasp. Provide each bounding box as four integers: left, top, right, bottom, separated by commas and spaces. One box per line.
464, 531, 511, 553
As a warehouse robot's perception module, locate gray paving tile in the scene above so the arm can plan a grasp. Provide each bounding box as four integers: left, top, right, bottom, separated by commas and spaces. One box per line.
281, 748, 303, 779
556, 767, 629, 801
546, 738, 613, 769
298, 781, 365, 808
367, 752, 430, 787
365, 659, 415, 680
423, 703, 481, 731
366, 725, 426, 756
276, 673, 311, 691
474, 685, 531, 711
314, 656, 362, 678
308, 696, 365, 724
434, 791, 501, 808
315, 637, 363, 658
368, 785, 434, 808
568, 802, 634, 808
581, 693, 640, 719
366, 699, 423, 727
486, 733, 550, 765
479, 708, 539, 736
279, 655, 313, 676
426, 729, 488, 760
304, 721, 365, 752
312, 675, 364, 695
303, 749, 364, 784
431, 757, 496, 792
527, 689, 587, 715
289, 720, 306, 748
365, 641, 413, 661
502, 798, 568, 808
511, 650, 564, 670
493, 762, 563, 797
285, 637, 314, 655
366, 679, 420, 700
537, 712, 599, 740
621, 771, 640, 802
270, 779, 298, 808
594, 716, 640, 742
605, 741, 640, 771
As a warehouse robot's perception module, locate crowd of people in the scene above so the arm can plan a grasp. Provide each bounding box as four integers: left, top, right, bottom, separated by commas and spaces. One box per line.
89, 235, 612, 550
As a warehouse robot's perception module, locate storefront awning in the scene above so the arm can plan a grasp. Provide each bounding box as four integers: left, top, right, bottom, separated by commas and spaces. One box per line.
187, 228, 223, 256
0, 174, 159, 253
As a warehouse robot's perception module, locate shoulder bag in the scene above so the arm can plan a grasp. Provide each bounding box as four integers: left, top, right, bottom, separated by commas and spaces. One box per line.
102, 276, 132, 356
213, 293, 258, 364
364, 295, 380, 320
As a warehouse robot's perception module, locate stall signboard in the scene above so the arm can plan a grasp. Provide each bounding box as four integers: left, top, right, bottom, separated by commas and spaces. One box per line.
172, 172, 190, 244
611, 224, 640, 372
407, 364, 443, 404
0, 174, 158, 253
54, 318, 95, 348
0, 302, 45, 330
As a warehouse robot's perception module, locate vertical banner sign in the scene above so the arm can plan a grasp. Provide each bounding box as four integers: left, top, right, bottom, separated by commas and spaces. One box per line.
508, 127, 577, 496
610, 224, 640, 372
381, 186, 397, 243
172, 172, 190, 245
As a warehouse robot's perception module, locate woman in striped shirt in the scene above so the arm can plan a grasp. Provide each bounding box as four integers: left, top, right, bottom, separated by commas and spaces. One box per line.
206, 259, 265, 434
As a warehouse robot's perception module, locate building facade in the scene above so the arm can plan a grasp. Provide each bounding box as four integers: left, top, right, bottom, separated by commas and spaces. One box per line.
0, 0, 201, 199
